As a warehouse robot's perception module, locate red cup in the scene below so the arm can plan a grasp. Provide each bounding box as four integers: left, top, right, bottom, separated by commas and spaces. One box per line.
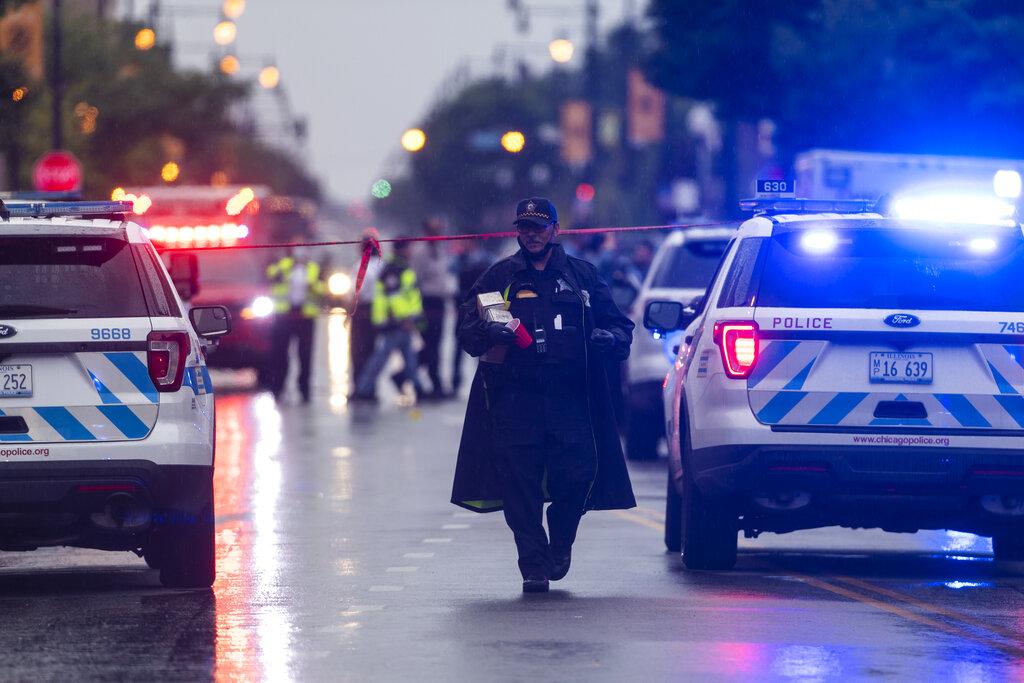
506, 318, 533, 349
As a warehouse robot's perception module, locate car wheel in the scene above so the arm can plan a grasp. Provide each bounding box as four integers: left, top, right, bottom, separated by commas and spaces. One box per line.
665, 469, 682, 552
679, 431, 737, 570
625, 407, 661, 461
158, 482, 216, 588
143, 543, 163, 569
992, 532, 1024, 561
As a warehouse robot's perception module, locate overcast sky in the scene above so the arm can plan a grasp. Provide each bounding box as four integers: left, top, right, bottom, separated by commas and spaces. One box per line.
139, 0, 637, 203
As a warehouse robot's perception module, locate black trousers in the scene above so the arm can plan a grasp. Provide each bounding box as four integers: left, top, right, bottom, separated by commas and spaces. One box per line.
491, 368, 597, 578
269, 314, 315, 400
349, 307, 377, 395
419, 296, 446, 394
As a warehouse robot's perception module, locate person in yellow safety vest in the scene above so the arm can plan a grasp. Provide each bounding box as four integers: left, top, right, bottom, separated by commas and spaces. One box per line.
351, 241, 426, 402
266, 246, 325, 403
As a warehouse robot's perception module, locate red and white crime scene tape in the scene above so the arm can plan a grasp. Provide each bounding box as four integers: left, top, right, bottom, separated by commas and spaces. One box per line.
170, 220, 739, 299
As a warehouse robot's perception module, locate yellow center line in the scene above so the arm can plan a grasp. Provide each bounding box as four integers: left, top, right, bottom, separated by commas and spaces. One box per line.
835, 575, 1024, 645
612, 502, 1024, 654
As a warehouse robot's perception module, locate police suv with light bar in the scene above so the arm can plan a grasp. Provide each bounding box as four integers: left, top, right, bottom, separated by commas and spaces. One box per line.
0, 200, 229, 587
647, 195, 1024, 569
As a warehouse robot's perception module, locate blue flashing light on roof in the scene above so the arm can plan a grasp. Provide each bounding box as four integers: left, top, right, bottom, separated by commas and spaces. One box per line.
739, 197, 879, 214
0, 200, 134, 220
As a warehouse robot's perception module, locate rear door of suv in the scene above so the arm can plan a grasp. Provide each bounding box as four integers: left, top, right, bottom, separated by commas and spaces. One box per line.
739, 220, 1024, 433
0, 228, 167, 443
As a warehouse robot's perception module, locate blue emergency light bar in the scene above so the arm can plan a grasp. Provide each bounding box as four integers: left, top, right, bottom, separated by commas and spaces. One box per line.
739, 197, 879, 214
0, 200, 134, 220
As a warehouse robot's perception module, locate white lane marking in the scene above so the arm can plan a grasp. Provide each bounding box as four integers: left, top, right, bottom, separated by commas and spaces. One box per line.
422, 538, 452, 544
369, 585, 404, 592
386, 566, 419, 573
341, 605, 384, 616
452, 512, 477, 518
403, 552, 434, 559
442, 524, 470, 530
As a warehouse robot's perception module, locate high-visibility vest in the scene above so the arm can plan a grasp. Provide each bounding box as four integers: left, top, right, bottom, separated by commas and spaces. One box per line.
266, 256, 324, 318
371, 258, 423, 327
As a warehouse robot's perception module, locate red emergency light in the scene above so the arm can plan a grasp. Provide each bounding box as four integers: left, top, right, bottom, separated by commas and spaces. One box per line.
146, 222, 250, 248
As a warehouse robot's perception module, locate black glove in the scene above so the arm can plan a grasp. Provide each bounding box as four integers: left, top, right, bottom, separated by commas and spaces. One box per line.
486, 322, 517, 346
590, 328, 616, 350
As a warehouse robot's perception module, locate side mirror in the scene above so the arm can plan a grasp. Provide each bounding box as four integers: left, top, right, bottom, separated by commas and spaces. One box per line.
169, 253, 200, 302
189, 305, 231, 339
644, 300, 689, 333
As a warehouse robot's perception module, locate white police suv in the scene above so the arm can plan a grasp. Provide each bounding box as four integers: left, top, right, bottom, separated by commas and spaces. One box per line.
646, 196, 1024, 569
0, 200, 228, 587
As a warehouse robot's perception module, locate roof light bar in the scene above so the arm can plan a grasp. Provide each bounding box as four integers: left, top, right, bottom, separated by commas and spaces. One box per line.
739, 198, 879, 214
0, 200, 134, 220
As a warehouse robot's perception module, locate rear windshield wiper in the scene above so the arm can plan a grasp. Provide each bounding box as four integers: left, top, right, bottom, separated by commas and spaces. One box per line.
0, 304, 79, 317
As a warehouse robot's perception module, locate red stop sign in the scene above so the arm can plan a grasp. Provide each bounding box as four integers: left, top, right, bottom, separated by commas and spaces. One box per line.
33, 151, 82, 192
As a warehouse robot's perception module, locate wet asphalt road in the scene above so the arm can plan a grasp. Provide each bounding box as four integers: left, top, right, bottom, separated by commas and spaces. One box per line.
1, 314, 1024, 681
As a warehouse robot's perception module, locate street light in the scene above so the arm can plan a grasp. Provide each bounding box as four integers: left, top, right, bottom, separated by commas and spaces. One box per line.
401, 128, 427, 152
161, 161, 180, 183
548, 38, 574, 64
223, 0, 246, 19
135, 27, 156, 50
258, 65, 280, 89
219, 54, 240, 75
501, 130, 526, 153
213, 20, 237, 46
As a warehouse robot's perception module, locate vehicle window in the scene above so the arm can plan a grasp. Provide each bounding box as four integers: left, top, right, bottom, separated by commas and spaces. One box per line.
134, 245, 181, 317
651, 240, 729, 289
717, 237, 767, 308
757, 227, 1024, 311
0, 236, 149, 318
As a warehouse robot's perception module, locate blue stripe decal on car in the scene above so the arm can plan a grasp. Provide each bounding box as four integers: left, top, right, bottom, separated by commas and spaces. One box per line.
808, 392, 868, 425
34, 407, 96, 441
103, 353, 158, 404
756, 391, 807, 424
1005, 345, 1024, 372
0, 434, 32, 442
747, 341, 800, 389
935, 394, 992, 428
989, 362, 1018, 395
96, 405, 150, 439
995, 395, 1024, 428
87, 370, 122, 404
782, 358, 816, 391
870, 417, 932, 426
201, 366, 213, 393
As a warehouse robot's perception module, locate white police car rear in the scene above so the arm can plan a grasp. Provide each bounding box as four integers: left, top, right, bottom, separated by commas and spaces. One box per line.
0, 200, 228, 587
647, 197, 1024, 569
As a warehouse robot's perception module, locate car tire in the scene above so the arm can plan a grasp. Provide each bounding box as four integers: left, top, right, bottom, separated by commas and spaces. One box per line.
143, 544, 163, 570
992, 532, 1024, 561
625, 407, 661, 461
664, 470, 682, 552
679, 431, 738, 570
157, 483, 216, 589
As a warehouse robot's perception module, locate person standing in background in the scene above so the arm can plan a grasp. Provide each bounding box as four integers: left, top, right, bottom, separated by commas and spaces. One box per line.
348, 229, 383, 400
266, 246, 325, 404
409, 219, 454, 400
449, 238, 492, 396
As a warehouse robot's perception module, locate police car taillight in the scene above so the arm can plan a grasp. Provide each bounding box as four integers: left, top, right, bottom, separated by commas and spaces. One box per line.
147, 331, 190, 392
713, 321, 759, 379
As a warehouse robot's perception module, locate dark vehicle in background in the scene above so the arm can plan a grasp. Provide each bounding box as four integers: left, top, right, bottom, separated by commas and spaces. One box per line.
623, 227, 735, 460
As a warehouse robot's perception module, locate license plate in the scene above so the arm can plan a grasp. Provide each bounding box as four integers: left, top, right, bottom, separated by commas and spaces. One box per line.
0, 365, 32, 397
869, 352, 932, 384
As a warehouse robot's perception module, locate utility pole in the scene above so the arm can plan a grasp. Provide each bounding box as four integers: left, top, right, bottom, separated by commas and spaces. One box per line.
50, 0, 63, 149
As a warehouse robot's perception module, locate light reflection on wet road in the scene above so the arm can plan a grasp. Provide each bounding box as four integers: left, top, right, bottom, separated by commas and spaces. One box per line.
0, 315, 1021, 680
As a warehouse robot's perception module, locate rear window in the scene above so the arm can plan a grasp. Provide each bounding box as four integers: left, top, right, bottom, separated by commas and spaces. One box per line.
756, 226, 1024, 312
651, 239, 729, 289
0, 235, 149, 318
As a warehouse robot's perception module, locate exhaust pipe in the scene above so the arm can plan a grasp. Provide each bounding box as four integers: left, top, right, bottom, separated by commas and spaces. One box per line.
980, 494, 1024, 517
90, 493, 151, 531
753, 490, 812, 512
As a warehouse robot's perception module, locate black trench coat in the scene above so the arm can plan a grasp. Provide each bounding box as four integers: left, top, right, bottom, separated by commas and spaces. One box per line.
450, 244, 637, 513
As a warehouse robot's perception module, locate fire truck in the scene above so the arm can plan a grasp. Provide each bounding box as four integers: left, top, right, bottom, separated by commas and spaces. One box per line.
121, 185, 349, 387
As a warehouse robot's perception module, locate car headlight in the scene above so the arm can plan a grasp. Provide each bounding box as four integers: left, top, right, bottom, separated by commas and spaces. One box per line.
248, 296, 274, 318
328, 272, 353, 296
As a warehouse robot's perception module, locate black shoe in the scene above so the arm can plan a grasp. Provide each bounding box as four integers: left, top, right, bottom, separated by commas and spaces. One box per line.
390, 372, 405, 391
522, 575, 549, 593
550, 546, 572, 581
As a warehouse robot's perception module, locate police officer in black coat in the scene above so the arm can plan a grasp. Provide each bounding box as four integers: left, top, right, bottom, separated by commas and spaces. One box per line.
452, 198, 636, 593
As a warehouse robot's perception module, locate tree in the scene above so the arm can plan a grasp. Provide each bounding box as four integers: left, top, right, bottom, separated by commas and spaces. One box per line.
645, 1, 1024, 158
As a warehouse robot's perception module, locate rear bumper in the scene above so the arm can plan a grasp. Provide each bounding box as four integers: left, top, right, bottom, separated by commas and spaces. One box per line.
692, 444, 1024, 534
